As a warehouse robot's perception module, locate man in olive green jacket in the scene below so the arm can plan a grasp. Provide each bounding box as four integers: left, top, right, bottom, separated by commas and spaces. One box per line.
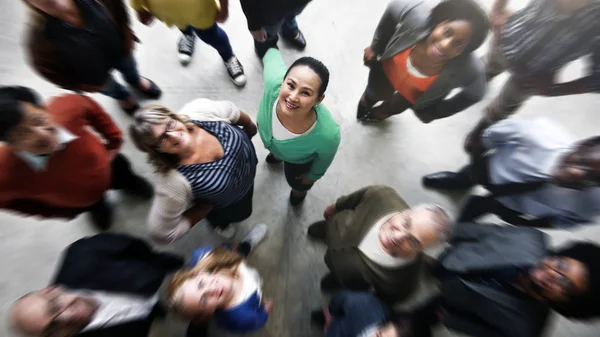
308, 185, 453, 303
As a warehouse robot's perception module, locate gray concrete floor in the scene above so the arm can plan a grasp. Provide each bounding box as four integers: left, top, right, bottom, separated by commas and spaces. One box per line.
1, 0, 600, 336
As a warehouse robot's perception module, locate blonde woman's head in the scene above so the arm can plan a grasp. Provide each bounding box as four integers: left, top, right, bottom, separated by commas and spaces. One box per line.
129, 105, 195, 173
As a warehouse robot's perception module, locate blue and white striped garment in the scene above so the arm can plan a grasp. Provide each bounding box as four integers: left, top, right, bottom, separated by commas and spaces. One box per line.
177, 121, 257, 209
501, 0, 600, 91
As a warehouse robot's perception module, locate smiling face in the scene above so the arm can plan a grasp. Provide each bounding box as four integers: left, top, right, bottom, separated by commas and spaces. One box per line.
527, 257, 589, 303
10, 286, 99, 337
176, 272, 235, 317
378, 209, 441, 259
149, 118, 192, 155
425, 20, 473, 62
278, 65, 324, 116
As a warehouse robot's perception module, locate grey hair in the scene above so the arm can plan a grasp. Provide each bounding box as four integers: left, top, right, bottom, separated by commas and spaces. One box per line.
412, 203, 454, 242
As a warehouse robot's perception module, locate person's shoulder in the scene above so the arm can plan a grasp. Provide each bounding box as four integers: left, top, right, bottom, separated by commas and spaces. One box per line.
315, 105, 340, 134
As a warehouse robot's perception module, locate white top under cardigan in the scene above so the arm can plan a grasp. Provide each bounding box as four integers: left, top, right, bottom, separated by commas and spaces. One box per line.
148, 98, 242, 244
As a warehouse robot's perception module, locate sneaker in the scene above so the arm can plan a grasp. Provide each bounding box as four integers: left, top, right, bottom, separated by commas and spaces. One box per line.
289, 190, 307, 206
178, 32, 195, 65
224, 55, 247, 86
214, 226, 236, 239
241, 223, 268, 251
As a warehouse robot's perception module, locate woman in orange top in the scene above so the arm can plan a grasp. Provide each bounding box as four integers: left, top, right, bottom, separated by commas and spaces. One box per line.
358, 0, 488, 122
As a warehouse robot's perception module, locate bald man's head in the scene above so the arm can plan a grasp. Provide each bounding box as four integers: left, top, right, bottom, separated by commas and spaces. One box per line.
9, 286, 98, 337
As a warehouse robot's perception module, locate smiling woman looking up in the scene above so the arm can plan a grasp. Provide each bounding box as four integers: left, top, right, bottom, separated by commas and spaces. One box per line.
257, 48, 341, 205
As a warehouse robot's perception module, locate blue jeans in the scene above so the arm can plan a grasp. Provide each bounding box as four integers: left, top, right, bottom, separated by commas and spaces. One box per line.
255, 4, 306, 52
100, 55, 141, 100
325, 291, 390, 337
183, 24, 234, 61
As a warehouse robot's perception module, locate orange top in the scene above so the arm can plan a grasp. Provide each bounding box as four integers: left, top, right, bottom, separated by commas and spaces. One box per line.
382, 48, 438, 104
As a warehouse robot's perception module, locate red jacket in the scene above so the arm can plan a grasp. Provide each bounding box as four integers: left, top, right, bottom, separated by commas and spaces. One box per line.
0, 94, 123, 219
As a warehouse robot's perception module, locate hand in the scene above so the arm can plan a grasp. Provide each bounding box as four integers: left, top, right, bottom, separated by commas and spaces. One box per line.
108, 149, 119, 161
488, 10, 509, 41
244, 122, 258, 139
363, 46, 377, 66
263, 300, 274, 314
136, 10, 154, 26
323, 204, 337, 221
251, 28, 267, 42
215, 7, 229, 23
296, 174, 315, 186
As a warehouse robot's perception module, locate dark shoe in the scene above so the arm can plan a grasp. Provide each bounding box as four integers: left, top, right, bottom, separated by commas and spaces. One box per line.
178, 32, 196, 66
266, 153, 282, 164
356, 101, 370, 120
290, 190, 307, 206
307, 220, 327, 240
281, 29, 307, 50
119, 97, 140, 116
320, 273, 342, 293
224, 55, 247, 86
125, 175, 154, 200
422, 171, 474, 190
88, 198, 114, 231
136, 77, 162, 99
310, 309, 326, 328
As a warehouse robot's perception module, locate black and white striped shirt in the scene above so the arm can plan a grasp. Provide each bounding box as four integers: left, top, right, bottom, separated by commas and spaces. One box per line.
501, 0, 600, 91
177, 121, 257, 209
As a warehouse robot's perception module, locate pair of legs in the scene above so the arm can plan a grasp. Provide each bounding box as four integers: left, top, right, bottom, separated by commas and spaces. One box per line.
357, 61, 412, 121
99, 55, 161, 115
185, 223, 268, 337
87, 153, 153, 230
266, 154, 314, 205
205, 185, 254, 238
178, 24, 246, 85
254, 5, 308, 58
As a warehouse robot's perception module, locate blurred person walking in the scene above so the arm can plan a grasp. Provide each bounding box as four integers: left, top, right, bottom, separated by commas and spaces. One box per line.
23, 0, 161, 115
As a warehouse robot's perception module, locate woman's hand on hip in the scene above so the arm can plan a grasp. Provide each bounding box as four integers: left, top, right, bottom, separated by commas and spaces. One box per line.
323, 203, 337, 220
251, 28, 267, 42
363, 46, 377, 67
244, 122, 258, 139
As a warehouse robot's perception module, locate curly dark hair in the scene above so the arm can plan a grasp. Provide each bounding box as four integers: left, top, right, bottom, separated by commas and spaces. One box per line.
427, 0, 489, 54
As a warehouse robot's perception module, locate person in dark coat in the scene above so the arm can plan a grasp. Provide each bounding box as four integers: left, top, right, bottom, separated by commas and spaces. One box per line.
8, 233, 183, 337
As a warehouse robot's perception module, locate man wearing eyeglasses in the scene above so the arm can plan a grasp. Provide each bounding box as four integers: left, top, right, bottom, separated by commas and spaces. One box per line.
306, 185, 454, 302
0, 86, 153, 230
423, 117, 600, 229
9, 233, 183, 337
405, 223, 600, 337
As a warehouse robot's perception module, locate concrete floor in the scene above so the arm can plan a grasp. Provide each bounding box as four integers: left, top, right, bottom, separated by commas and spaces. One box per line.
1, 0, 600, 336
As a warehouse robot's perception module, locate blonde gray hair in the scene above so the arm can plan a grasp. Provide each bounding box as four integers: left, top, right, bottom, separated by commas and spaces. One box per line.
129, 105, 194, 173
412, 204, 454, 242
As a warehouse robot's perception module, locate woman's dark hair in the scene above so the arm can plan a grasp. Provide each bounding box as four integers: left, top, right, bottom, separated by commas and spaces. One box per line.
428, 0, 489, 54
0, 86, 42, 142
551, 242, 600, 319
284, 57, 330, 97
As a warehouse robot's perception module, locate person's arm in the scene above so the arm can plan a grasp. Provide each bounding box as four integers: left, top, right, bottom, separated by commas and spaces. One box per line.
180, 98, 241, 123
262, 49, 288, 88
80, 95, 124, 151
215, 0, 229, 22
239, 0, 264, 31
370, 0, 407, 55
334, 185, 392, 212
479, 118, 524, 150
235, 112, 258, 139
305, 130, 341, 181
491, 0, 509, 12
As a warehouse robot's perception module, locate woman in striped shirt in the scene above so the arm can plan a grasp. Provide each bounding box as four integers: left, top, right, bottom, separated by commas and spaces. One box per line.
130, 98, 258, 243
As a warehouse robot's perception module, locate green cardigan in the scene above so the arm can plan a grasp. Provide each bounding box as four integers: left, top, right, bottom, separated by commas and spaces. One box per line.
257, 49, 341, 181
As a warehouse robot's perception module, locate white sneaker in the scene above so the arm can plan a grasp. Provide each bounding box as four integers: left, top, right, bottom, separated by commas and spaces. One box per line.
224, 55, 247, 86
241, 223, 268, 251
214, 226, 236, 239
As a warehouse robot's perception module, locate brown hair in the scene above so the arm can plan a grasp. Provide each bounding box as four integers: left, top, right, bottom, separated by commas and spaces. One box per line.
129, 105, 195, 173
166, 247, 244, 320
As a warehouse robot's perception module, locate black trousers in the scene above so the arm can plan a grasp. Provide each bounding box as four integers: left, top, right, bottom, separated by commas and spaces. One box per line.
363, 60, 413, 116
87, 153, 138, 211
284, 161, 314, 191
205, 185, 254, 229
457, 155, 553, 228
410, 295, 445, 337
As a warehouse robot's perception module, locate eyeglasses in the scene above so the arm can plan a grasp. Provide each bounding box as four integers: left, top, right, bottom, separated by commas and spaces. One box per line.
387, 213, 423, 256
155, 118, 176, 149
543, 257, 576, 296
41, 292, 70, 337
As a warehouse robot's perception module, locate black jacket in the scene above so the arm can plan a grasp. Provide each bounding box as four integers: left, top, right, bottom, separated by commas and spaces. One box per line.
436, 223, 551, 337
240, 0, 311, 31
51, 233, 183, 337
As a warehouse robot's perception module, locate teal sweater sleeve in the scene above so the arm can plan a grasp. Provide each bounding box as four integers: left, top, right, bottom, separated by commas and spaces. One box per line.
262, 49, 287, 90
307, 127, 341, 180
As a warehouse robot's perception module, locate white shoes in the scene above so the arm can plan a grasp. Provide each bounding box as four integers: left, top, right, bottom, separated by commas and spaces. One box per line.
214, 226, 236, 239
241, 223, 268, 251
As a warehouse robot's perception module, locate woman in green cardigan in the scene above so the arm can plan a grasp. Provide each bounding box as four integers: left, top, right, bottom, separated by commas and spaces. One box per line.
257, 48, 341, 205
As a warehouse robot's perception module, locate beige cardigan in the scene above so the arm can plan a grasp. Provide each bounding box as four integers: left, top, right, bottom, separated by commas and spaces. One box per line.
148, 98, 242, 243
